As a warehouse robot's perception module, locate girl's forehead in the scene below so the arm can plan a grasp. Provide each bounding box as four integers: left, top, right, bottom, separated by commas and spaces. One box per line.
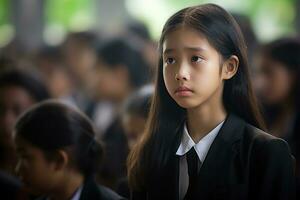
162, 26, 212, 53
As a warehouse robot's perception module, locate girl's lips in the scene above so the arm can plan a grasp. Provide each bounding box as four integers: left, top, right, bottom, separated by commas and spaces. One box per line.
175, 86, 193, 96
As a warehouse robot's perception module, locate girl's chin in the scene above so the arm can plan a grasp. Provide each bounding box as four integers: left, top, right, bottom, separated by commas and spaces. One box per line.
174, 95, 209, 109
175, 100, 200, 109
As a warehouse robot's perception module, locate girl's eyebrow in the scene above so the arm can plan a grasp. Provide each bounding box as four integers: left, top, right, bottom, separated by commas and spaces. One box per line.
163, 48, 175, 55
185, 47, 205, 52
163, 47, 205, 54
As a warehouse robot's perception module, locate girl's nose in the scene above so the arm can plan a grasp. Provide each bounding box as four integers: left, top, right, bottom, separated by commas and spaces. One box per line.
175, 64, 190, 81
175, 73, 188, 81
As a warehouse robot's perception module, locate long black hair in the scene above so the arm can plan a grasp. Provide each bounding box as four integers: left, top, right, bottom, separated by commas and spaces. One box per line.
14, 100, 103, 177
128, 3, 265, 190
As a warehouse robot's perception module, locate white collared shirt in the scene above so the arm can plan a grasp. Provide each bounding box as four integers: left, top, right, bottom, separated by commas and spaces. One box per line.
176, 121, 224, 200
71, 186, 83, 200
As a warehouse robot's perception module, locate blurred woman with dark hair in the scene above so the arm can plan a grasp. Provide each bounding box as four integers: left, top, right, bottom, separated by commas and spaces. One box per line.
255, 37, 300, 192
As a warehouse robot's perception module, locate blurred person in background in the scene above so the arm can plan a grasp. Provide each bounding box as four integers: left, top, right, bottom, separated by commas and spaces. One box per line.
116, 85, 153, 198
35, 45, 76, 107
121, 85, 153, 150
254, 37, 300, 189
0, 69, 50, 175
0, 39, 31, 69
125, 20, 158, 79
0, 69, 50, 199
93, 37, 151, 189
14, 101, 125, 200
61, 31, 100, 111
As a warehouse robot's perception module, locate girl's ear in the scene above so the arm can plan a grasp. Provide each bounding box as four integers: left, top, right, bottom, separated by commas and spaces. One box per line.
53, 150, 69, 171
222, 55, 239, 80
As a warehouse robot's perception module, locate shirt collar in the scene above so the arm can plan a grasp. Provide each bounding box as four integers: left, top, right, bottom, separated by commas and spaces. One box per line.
176, 121, 224, 162
71, 185, 83, 200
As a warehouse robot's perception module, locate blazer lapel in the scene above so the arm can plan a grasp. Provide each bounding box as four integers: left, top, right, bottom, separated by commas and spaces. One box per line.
165, 121, 184, 200
193, 114, 246, 199
167, 154, 181, 200
149, 124, 183, 200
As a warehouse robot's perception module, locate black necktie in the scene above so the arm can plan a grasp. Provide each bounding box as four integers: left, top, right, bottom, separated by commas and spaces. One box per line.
184, 147, 200, 199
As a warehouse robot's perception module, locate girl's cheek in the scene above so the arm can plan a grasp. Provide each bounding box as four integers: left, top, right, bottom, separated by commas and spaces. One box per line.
164, 69, 175, 84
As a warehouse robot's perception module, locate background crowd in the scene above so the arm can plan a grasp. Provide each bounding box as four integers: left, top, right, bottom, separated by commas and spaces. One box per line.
0, 0, 299, 198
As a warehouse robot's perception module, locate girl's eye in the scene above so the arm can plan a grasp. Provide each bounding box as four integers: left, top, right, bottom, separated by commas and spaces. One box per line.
191, 56, 203, 63
165, 57, 176, 65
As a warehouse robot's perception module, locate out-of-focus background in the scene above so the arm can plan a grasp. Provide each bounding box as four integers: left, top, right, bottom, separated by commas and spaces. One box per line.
0, 0, 299, 198
0, 0, 299, 50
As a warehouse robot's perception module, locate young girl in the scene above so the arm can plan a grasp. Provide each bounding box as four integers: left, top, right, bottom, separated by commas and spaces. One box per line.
14, 101, 125, 200
127, 4, 295, 200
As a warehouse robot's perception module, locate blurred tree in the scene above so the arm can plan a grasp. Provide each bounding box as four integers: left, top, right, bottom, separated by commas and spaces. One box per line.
0, 0, 12, 47
0, 0, 299, 48
0, 0, 9, 25
45, 0, 94, 31
44, 0, 95, 45
126, 0, 297, 41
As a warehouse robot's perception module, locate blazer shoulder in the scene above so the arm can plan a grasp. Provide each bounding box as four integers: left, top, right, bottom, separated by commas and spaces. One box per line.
97, 185, 127, 200
244, 123, 282, 143
243, 123, 292, 157
80, 178, 126, 200
242, 124, 296, 200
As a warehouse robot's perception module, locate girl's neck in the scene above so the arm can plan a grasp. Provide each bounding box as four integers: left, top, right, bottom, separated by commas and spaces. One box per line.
50, 172, 84, 200
186, 89, 227, 143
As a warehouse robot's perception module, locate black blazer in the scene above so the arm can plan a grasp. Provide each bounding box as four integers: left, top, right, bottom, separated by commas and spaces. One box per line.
0, 171, 22, 200
36, 177, 126, 200
100, 118, 129, 188
131, 114, 296, 200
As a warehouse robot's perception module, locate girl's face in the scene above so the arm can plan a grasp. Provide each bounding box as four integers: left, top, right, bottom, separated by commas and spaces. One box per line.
163, 26, 225, 109
15, 136, 60, 195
